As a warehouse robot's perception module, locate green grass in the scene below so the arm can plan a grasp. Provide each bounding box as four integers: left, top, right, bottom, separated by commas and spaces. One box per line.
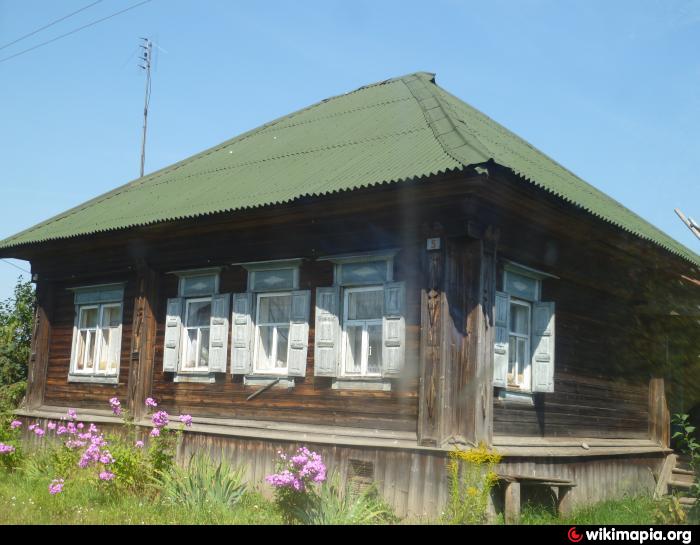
0, 466, 678, 525
0, 470, 283, 525
519, 495, 662, 525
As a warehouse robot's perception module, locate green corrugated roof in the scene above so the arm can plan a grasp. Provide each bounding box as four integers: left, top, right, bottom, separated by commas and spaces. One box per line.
1, 72, 698, 266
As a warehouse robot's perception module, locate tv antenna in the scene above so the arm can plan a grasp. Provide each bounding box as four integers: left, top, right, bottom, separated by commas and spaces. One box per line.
675, 208, 700, 241
138, 37, 152, 178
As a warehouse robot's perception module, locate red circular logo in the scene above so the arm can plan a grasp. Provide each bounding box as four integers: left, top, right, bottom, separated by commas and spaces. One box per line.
568, 527, 583, 543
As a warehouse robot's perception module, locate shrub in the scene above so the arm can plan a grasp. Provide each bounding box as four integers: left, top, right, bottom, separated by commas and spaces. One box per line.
444, 443, 501, 524
672, 413, 700, 522
266, 446, 327, 524
294, 472, 395, 525
158, 451, 247, 509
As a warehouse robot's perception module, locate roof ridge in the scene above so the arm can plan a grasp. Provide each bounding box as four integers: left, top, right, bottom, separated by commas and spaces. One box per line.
400, 73, 492, 166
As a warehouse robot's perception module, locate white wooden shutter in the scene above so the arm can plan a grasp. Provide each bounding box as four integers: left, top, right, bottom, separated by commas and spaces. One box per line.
208, 293, 230, 373
531, 301, 555, 393
493, 291, 510, 388
382, 281, 406, 378
314, 286, 340, 377
231, 292, 254, 375
163, 297, 184, 372
287, 290, 310, 377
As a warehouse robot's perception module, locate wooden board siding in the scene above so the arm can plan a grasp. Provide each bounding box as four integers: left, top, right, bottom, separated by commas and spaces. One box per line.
150, 256, 421, 432
43, 276, 135, 408
23, 169, 695, 443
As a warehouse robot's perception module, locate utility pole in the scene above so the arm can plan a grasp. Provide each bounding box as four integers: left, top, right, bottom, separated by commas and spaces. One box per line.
138, 37, 152, 178
675, 208, 700, 242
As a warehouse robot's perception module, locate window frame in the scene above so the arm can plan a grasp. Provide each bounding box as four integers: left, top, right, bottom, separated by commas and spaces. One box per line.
252, 290, 294, 376
340, 285, 384, 378
507, 298, 532, 390
179, 296, 213, 374
67, 284, 124, 384
501, 265, 545, 393
171, 269, 222, 376
236, 259, 304, 379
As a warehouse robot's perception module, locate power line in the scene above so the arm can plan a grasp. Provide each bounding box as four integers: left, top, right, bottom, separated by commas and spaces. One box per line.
0, 0, 153, 65
0, 0, 104, 52
0, 259, 30, 274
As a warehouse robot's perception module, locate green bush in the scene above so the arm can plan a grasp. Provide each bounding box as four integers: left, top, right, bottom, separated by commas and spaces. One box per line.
294, 473, 395, 525
157, 451, 247, 509
444, 444, 501, 524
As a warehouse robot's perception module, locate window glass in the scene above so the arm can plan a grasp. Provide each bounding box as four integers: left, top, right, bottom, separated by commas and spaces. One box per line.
258, 294, 292, 323
343, 287, 384, 377
505, 271, 538, 301
181, 274, 217, 297
182, 299, 212, 371
73, 302, 122, 376
255, 293, 292, 373
253, 269, 295, 291
340, 261, 387, 285
347, 290, 383, 320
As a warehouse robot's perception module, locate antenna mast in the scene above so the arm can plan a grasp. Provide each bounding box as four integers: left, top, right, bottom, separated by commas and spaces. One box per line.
675, 208, 700, 241
138, 37, 152, 178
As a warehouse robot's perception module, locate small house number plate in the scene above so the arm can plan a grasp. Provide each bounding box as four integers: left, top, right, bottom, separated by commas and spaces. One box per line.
426, 237, 441, 251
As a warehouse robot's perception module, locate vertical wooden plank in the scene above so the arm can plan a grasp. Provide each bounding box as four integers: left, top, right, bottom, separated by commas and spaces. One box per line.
127, 264, 159, 420
649, 378, 670, 447
26, 279, 54, 410
504, 481, 521, 524
418, 223, 444, 446
475, 227, 499, 445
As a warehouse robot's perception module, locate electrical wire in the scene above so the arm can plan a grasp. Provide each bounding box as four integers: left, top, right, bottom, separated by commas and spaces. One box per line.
0, 0, 104, 52
0, 0, 153, 65
1, 259, 30, 274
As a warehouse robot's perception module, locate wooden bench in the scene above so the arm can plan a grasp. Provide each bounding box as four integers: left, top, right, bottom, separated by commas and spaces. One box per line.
495, 473, 576, 524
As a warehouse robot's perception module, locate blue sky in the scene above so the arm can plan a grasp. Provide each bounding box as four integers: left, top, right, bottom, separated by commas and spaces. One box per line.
1, 0, 699, 300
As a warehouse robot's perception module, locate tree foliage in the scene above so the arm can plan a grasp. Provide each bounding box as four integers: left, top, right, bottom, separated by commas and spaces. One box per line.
0, 277, 35, 386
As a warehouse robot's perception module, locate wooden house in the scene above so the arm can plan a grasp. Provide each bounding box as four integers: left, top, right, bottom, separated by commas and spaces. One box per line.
2, 72, 699, 518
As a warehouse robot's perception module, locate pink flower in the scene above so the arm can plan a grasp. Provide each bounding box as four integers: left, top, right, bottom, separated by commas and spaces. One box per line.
10, 420, 22, 430
0, 443, 15, 454
99, 471, 115, 481
149, 428, 160, 437
151, 411, 169, 428
108, 397, 122, 416
66, 408, 77, 421
178, 414, 193, 427
135, 440, 144, 448
47, 421, 57, 430
145, 397, 157, 408
28, 424, 36, 431
48, 479, 64, 495
33, 428, 45, 437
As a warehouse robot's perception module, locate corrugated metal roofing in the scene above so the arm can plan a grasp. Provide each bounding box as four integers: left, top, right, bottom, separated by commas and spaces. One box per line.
1, 72, 698, 266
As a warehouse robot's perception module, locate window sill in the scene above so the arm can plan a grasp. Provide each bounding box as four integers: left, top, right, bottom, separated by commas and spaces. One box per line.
68, 374, 119, 385
497, 389, 534, 405
332, 378, 392, 391
243, 376, 295, 389
174, 373, 217, 384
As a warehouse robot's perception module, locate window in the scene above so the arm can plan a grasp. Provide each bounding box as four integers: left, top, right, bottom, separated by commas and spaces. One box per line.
342, 286, 384, 377
163, 270, 230, 377
230, 260, 310, 379
181, 297, 212, 371
68, 284, 124, 383
494, 264, 556, 393
254, 292, 292, 374
507, 299, 531, 389
313, 251, 406, 384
